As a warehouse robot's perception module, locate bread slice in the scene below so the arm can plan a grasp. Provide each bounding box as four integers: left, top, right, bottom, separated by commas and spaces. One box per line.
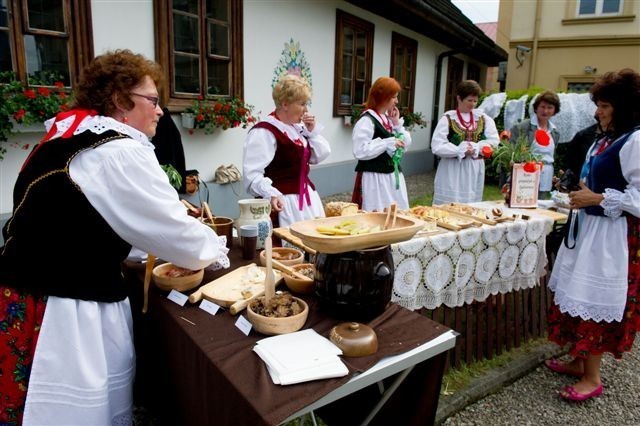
324, 201, 359, 217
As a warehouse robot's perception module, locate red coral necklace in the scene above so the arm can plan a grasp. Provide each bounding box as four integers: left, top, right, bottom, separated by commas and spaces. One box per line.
456, 109, 475, 141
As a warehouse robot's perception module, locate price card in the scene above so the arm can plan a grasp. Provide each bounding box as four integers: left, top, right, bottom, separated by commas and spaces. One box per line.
235, 315, 253, 335
167, 290, 188, 306
199, 299, 221, 316
510, 163, 540, 208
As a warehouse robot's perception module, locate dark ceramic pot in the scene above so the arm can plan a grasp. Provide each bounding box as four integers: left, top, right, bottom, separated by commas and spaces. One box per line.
314, 245, 394, 322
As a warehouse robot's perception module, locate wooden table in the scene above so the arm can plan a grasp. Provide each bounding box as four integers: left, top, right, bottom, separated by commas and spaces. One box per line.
123, 245, 454, 425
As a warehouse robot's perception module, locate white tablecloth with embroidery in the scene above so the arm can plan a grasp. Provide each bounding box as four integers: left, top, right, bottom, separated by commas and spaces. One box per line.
391, 214, 554, 310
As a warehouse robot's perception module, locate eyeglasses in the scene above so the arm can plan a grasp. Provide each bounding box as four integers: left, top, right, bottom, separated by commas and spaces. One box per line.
131, 92, 160, 108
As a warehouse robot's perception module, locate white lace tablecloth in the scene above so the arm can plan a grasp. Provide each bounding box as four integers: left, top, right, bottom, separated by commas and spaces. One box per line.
391, 214, 554, 310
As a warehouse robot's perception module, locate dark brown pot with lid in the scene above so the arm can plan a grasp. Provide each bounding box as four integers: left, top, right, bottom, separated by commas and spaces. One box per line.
329, 322, 378, 357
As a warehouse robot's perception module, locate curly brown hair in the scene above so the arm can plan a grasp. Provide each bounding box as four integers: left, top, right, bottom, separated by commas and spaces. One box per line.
533, 90, 560, 115
590, 68, 640, 135
72, 49, 164, 117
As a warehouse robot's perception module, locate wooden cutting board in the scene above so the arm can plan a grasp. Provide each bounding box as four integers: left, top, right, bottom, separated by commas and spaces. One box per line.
188, 264, 283, 307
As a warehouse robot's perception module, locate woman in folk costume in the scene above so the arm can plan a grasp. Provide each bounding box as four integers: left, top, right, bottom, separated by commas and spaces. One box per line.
0, 50, 229, 424
243, 74, 331, 229
351, 77, 412, 212
509, 90, 561, 198
431, 80, 499, 205
545, 69, 640, 402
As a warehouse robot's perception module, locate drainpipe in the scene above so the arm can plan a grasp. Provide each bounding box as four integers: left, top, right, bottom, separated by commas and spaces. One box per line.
432, 49, 460, 132
528, 0, 542, 87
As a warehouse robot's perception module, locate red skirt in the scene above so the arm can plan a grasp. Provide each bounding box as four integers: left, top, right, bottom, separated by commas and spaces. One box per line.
0, 287, 47, 425
548, 215, 640, 359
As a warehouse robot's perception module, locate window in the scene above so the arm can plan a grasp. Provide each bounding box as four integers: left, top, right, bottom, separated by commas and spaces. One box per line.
390, 32, 417, 113
577, 0, 622, 16
467, 63, 481, 85
567, 82, 594, 93
0, 0, 93, 86
333, 10, 374, 116
155, 0, 243, 110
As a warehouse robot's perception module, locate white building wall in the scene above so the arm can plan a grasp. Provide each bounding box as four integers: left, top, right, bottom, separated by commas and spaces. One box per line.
0, 0, 445, 215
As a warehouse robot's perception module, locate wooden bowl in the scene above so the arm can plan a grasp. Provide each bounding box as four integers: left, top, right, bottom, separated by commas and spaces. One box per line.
247, 296, 309, 335
152, 263, 204, 292
259, 247, 304, 267
283, 263, 315, 294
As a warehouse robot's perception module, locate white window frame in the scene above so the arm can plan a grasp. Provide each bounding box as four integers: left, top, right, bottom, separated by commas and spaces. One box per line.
576, 0, 623, 17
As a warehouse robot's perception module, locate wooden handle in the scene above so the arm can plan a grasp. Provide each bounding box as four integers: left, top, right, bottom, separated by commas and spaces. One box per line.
390, 202, 398, 228
188, 287, 205, 304
229, 290, 265, 315
271, 258, 312, 281
142, 254, 156, 313
181, 199, 199, 213
202, 201, 214, 223
264, 237, 275, 303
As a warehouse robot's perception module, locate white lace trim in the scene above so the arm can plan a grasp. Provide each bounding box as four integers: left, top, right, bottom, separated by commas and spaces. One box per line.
553, 287, 624, 323
45, 114, 152, 147
601, 188, 625, 218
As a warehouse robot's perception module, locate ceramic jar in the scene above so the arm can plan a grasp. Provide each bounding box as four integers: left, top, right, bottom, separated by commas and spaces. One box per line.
314, 245, 394, 322
236, 199, 272, 250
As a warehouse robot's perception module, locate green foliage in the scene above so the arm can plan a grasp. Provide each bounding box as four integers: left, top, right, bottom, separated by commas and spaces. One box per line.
160, 164, 183, 190
0, 71, 71, 160
184, 96, 257, 134
484, 86, 546, 184
402, 110, 427, 131
491, 134, 542, 173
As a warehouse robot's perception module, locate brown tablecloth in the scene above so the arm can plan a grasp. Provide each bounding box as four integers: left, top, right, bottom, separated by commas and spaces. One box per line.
124, 244, 450, 425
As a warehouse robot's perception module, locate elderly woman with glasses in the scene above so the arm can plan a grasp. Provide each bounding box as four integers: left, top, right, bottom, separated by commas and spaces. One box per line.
0, 50, 229, 424
243, 74, 331, 230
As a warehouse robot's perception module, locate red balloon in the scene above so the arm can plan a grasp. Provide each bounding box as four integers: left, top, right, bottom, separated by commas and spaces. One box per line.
535, 129, 550, 146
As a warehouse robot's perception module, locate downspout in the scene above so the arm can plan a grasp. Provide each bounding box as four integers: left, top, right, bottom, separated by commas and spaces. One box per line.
528, 0, 542, 87
432, 49, 460, 132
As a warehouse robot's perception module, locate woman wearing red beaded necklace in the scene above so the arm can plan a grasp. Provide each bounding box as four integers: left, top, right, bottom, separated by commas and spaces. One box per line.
431, 80, 499, 205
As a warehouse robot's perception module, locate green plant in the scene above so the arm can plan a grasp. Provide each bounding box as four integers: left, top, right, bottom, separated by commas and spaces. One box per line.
491, 133, 542, 174
401, 110, 427, 131
0, 71, 71, 159
160, 164, 182, 190
184, 95, 257, 134
350, 103, 365, 123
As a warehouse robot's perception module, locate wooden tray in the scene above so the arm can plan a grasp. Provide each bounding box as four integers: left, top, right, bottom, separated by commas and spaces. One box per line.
289, 212, 424, 254
436, 203, 498, 225
188, 264, 283, 307
272, 227, 316, 255
403, 206, 483, 231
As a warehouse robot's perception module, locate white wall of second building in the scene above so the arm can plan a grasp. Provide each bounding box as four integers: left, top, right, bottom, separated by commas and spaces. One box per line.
0, 0, 445, 216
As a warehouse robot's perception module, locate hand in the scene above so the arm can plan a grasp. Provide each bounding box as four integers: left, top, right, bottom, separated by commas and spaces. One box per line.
388, 106, 400, 126
552, 170, 563, 189
270, 196, 285, 212
465, 142, 475, 157
395, 138, 406, 149
302, 113, 315, 132
568, 181, 603, 209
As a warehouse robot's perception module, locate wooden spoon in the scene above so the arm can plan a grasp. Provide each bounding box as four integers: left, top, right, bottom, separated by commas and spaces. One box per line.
384, 202, 398, 230
202, 201, 215, 224
263, 237, 275, 303
271, 258, 312, 282
142, 254, 156, 313
229, 289, 265, 315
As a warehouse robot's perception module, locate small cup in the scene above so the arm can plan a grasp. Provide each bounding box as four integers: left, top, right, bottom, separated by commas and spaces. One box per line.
206, 217, 234, 249
240, 225, 258, 260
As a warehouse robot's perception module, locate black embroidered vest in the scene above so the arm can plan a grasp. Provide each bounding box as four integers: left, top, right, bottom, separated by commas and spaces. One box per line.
1, 130, 132, 301
354, 112, 400, 174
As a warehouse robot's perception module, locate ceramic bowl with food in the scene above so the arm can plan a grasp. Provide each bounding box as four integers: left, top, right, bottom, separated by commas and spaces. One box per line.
152, 263, 204, 292
247, 293, 309, 335
283, 263, 315, 294
259, 247, 304, 267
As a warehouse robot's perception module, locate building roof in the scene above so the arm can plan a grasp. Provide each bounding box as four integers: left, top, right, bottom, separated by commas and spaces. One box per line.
475, 22, 498, 42
346, 0, 507, 65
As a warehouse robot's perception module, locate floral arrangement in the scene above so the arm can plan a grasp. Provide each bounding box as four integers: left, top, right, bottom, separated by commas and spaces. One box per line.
0, 71, 70, 159
183, 96, 257, 134
491, 132, 543, 173
401, 111, 427, 131
271, 38, 313, 89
